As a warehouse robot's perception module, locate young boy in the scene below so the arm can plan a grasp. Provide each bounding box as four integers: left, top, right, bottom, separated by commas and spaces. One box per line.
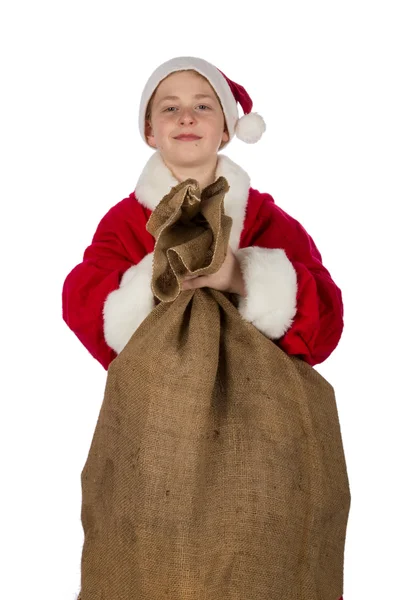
64, 56, 345, 600
62, 55, 343, 373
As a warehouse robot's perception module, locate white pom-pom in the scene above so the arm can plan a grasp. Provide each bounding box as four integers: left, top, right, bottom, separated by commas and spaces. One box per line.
235, 112, 266, 143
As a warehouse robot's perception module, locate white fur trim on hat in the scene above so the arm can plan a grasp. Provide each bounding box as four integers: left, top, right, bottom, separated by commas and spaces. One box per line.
235, 246, 297, 339
139, 56, 239, 146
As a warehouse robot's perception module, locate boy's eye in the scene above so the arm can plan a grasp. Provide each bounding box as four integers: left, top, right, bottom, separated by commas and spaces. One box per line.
163, 105, 211, 112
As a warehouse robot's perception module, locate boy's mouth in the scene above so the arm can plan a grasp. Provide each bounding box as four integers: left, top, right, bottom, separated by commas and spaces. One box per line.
174, 134, 202, 141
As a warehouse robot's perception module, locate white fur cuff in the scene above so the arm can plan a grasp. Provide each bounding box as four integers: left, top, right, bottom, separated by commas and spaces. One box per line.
235, 246, 297, 339
103, 252, 155, 353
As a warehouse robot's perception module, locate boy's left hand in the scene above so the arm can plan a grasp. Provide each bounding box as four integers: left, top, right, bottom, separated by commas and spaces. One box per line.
180, 246, 246, 296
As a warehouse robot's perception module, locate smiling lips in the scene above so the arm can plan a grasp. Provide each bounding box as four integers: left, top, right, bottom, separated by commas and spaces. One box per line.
174, 134, 201, 141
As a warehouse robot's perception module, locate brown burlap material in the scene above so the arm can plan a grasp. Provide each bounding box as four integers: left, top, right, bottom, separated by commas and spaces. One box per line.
78, 177, 351, 599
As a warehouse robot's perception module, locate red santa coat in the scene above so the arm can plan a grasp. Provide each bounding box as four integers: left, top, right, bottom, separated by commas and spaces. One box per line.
62, 151, 344, 371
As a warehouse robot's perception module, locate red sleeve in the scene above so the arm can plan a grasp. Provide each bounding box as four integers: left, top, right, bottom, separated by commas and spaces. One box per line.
62, 196, 154, 370
241, 194, 344, 366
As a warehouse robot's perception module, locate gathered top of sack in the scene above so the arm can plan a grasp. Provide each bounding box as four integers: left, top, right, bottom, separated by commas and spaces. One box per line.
146, 176, 232, 303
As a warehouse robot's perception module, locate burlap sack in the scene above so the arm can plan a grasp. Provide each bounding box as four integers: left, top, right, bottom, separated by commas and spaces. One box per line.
78, 177, 351, 600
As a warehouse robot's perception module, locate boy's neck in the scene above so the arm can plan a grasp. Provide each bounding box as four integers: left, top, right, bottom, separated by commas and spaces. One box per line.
163, 157, 218, 192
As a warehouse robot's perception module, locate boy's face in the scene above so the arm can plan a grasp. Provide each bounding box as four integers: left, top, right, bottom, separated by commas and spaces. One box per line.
145, 70, 229, 168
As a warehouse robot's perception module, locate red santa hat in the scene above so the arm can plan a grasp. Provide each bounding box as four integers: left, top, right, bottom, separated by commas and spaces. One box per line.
139, 56, 266, 146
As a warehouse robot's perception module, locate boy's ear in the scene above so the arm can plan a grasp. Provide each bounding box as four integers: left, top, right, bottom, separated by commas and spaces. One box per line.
220, 124, 229, 146
222, 119, 229, 143
145, 119, 156, 148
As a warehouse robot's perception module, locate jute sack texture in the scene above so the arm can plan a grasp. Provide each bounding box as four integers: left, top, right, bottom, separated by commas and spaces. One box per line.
79, 176, 351, 600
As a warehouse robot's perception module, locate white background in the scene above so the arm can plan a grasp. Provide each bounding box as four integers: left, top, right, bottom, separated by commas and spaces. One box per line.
1, 1, 399, 598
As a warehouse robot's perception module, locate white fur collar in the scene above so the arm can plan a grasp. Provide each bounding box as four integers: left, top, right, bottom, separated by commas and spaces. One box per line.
134, 151, 251, 251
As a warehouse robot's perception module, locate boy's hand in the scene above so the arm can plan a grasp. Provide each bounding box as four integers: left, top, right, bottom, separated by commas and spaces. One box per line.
180, 246, 246, 296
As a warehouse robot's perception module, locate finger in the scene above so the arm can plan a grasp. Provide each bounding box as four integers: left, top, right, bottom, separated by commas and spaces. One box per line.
182, 276, 209, 290
180, 275, 198, 290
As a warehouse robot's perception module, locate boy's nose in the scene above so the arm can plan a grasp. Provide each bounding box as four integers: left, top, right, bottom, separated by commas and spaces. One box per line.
179, 108, 196, 125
